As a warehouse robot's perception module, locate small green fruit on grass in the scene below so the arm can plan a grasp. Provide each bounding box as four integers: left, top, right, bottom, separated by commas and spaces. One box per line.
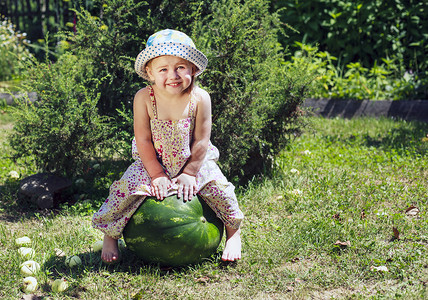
18, 247, 35, 259
91, 240, 103, 252
15, 236, 31, 246
52, 278, 69, 292
22, 276, 38, 293
65, 255, 82, 268
91, 239, 125, 252
20, 260, 40, 276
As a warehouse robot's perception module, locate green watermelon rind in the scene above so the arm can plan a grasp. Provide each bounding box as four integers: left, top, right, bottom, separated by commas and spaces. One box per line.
123, 194, 224, 266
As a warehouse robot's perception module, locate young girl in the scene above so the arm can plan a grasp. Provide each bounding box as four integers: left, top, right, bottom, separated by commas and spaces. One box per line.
92, 29, 244, 264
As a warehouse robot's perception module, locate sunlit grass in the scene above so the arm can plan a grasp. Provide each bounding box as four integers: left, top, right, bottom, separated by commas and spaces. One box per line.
1, 114, 427, 299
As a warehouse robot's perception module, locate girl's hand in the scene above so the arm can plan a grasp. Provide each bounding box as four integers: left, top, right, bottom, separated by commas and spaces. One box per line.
151, 175, 171, 200
172, 173, 197, 202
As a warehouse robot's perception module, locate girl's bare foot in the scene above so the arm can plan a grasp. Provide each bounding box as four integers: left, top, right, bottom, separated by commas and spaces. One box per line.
101, 235, 120, 263
222, 226, 241, 261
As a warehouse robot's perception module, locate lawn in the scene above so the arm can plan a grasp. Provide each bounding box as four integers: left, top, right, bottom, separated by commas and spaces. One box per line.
0, 111, 427, 299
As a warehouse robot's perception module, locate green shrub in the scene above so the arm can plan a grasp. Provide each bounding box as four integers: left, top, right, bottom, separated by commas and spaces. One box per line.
273, 0, 427, 72
272, 0, 428, 100
10, 0, 312, 181
9, 52, 112, 177
195, 0, 313, 180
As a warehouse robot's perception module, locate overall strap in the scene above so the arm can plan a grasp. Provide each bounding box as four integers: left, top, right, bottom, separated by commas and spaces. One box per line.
148, 86, 158, 119
188, 91, 197, 119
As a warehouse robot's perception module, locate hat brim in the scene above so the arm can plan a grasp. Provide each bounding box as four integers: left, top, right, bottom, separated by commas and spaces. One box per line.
135, 42, 208, 80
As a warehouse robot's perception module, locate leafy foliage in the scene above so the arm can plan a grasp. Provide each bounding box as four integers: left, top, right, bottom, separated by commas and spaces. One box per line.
194, 0, 312, 180
0, 17, 32, 85
272, 0, 428, 99
46, 0, 312, 181
9, 52, 112, 177
273, 0, 428, 70
289, 43, 428, 100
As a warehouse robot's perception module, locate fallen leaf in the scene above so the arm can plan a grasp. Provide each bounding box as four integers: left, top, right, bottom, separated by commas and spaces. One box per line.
291, 257, 300, 263
334, 240, 351, 248
332, 213, 342, 221
290, 168, 300, 175
21, 295, 41, 300
370, 265, 388, 272
393, 227, 400, 240
290, 189, 302, 196
295, 278, 303, 284
286, 286, 294, 292
195, 276, 209, 284
405, 206, 420, 216
54, 248, 66, 257
275, 195, 283, 200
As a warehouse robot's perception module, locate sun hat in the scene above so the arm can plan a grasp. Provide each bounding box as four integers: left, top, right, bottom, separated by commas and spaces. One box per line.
135, 29, 208, 80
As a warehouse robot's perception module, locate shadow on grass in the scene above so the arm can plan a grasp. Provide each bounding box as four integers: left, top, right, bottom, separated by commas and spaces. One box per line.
42, 247, 226, 296
0, 159, 132, 222
320, 119, 427, 156
362, 120, 427, 155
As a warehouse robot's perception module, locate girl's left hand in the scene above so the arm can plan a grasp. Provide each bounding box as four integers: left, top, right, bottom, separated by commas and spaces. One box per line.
172, 173, 197, 202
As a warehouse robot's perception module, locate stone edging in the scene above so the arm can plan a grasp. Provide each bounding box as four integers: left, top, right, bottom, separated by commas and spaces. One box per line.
304, 98, 428, 123
3, 92, 427, 123
0, 92, 38, 105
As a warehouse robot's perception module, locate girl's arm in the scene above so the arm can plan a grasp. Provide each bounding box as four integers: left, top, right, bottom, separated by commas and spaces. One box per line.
173, 88, 212, 200
183, 88, 212, 175
133, 88, 171, 199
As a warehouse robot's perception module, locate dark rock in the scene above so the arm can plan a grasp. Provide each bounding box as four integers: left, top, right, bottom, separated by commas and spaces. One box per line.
18, 173, 72, 209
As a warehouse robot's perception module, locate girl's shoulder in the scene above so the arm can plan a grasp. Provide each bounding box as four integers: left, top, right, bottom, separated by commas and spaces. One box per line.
134, 86, 152, 105
192, 86, 211, 105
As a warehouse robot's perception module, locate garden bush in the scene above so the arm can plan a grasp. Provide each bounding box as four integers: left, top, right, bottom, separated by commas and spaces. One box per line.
194, 0, 312, 180
9, 51, 112, 177
10, 0, 312, 182
272, 0, 428, 100
272, 0, 427, 71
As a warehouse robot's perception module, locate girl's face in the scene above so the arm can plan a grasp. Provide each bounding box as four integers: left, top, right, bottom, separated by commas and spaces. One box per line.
146, 56, 196, 94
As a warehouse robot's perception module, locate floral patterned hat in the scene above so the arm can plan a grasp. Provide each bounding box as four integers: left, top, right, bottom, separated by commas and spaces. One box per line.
135, 29, 208, 80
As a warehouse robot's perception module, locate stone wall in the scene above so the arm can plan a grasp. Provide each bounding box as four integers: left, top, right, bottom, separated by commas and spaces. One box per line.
3, 92, 427, 123
0, 92, 38, 105
304, 99, 428, 123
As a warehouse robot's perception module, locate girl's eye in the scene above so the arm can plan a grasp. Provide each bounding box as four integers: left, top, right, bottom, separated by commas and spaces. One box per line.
160, 68, 167, 72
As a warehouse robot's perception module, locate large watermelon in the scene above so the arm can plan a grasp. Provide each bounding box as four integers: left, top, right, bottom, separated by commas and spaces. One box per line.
123, 194, 224, 266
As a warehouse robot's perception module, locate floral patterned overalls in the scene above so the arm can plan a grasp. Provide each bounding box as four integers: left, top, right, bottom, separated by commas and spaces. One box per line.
92, 86, 244, 239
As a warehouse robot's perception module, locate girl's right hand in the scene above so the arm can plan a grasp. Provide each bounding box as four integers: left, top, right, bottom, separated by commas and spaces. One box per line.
151, 175, 171, 200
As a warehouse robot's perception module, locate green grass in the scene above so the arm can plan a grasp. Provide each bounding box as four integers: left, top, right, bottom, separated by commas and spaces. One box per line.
1, 113, 427, 299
